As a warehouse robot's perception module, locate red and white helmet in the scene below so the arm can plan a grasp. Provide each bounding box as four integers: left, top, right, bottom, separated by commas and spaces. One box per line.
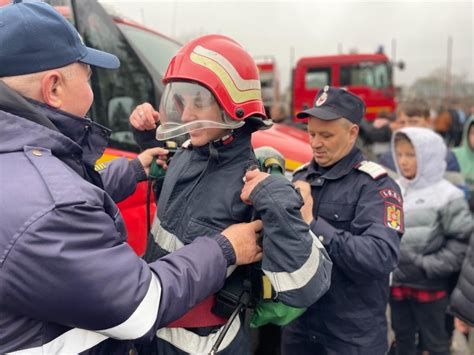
164, 34, 266, 121
156, 35, 269, 140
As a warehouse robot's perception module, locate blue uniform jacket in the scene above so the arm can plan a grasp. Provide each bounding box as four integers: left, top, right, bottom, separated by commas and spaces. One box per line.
0, 82, 232, 354
289, 147, 402, 353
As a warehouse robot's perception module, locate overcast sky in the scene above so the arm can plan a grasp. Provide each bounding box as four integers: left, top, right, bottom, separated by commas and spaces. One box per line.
101, 0, 473, 90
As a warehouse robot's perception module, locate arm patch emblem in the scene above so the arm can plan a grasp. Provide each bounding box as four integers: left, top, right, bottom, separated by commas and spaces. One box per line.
384, 202, 404, 232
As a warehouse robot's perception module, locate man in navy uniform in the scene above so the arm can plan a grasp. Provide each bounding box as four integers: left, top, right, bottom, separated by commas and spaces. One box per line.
282, 86, 403, 355
0, 1, 262, 353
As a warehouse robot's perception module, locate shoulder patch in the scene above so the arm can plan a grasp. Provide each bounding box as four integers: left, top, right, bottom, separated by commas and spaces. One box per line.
356, 161, 387, 180
292, 162, 310, 176
384, 202, 404, 232
379, 188, 403, 204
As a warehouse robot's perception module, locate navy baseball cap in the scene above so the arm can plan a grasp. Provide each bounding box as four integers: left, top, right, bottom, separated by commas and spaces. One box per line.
0, 0, 120, 77
297, 86, 365, 124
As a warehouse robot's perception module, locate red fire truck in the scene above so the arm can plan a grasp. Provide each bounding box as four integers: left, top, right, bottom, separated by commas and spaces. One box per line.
292, 53, 397, 122
1, 0, 312, 255
255, 56, 281, 120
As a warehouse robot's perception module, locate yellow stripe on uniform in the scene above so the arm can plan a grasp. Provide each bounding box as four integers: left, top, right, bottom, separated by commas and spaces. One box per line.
94, 163, 107, 172
262, 275, 273, 300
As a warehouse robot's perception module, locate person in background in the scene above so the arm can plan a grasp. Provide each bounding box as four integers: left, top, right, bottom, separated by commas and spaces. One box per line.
449, 228, 474, 353
282, 86, 403, 355
377, 99, 469, 201
0, 2, 263, 353
389, 127, 472, 355
453, 114, 474, 211
379, 99, 461, 172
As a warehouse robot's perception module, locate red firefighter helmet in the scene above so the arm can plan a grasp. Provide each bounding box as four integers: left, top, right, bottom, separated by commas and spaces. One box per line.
163, 34, 267, 122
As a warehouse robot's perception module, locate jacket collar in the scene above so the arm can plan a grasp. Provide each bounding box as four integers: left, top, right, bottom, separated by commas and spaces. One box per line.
0, 81, 110, 167
307, 146, 363, 180
189, 125, 253, 164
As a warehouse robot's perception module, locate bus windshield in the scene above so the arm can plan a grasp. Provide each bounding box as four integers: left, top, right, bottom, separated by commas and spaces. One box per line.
340, 62, 392, 89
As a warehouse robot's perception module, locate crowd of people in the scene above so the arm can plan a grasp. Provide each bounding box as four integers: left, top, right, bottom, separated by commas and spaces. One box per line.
360, 97, 474, 355
0, 1, 473, 355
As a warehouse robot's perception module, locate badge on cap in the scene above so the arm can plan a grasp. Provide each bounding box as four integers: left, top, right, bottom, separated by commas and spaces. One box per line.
316, 85, 329, 107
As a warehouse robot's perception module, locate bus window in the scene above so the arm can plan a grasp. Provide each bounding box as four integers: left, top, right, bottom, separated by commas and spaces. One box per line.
305, 67, 331, 89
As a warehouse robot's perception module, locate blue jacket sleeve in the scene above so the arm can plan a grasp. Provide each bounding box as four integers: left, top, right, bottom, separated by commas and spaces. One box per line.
97, 157, 146, 203
249, 175, 332, 308
309, 177, 402, 283
1, 202, 228, 342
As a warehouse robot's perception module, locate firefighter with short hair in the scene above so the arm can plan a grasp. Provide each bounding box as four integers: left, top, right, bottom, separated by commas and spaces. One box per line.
0, 2, 263, 353
282, 86, 403, 355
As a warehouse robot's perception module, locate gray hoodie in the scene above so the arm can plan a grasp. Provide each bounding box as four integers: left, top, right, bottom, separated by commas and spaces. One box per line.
390, 127, 472, 290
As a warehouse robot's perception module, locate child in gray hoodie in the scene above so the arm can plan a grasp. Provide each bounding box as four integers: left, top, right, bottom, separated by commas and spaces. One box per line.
389, 127, 472, 355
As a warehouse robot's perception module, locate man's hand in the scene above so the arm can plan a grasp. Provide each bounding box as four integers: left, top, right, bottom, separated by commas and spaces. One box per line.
130, 102, 159, 131
222, 220, 263, 265
241, 169, 270, 205
373, 118, 390, 129
137, 147, 169, 176
294, 180, 314, 224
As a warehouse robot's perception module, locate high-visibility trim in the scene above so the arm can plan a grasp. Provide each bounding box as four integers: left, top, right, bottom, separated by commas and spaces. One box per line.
193, 45, 261, 91
190, 46, 262, 104
7, 328, 108, 355
262, 275, 273, 299
99, 272, 161, 339
152, 216, 236, 276
151, 215, 185, 252
7, 274, 162, 354
263, 234, 321, 293
156, 316, 241, 354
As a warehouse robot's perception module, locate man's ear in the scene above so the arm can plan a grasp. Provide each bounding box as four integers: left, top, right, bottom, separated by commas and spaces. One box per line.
40, 71, 63, 109
350, 123, 360, 140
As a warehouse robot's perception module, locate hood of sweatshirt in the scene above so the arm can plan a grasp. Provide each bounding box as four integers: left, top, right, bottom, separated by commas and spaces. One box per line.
391, 127, 447, 189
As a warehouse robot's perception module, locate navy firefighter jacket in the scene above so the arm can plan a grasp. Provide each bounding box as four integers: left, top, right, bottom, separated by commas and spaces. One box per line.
290, 147, 403, 352
135, 124, 332, 353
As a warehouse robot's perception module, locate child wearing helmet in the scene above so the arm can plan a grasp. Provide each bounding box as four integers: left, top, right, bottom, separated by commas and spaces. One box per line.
130, 34, 332, 354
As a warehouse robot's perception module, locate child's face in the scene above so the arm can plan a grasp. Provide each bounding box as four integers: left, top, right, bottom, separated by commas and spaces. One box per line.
179, 93, 229, 146
469, 124, 474, 150
395, 140, 417, 179
397, 112, 430, 129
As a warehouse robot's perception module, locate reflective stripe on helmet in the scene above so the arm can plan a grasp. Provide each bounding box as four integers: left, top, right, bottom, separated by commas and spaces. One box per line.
191, 45, 262, 104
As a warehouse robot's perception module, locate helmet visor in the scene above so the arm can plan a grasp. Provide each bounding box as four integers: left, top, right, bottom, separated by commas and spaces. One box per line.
156, 81, 244, 141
